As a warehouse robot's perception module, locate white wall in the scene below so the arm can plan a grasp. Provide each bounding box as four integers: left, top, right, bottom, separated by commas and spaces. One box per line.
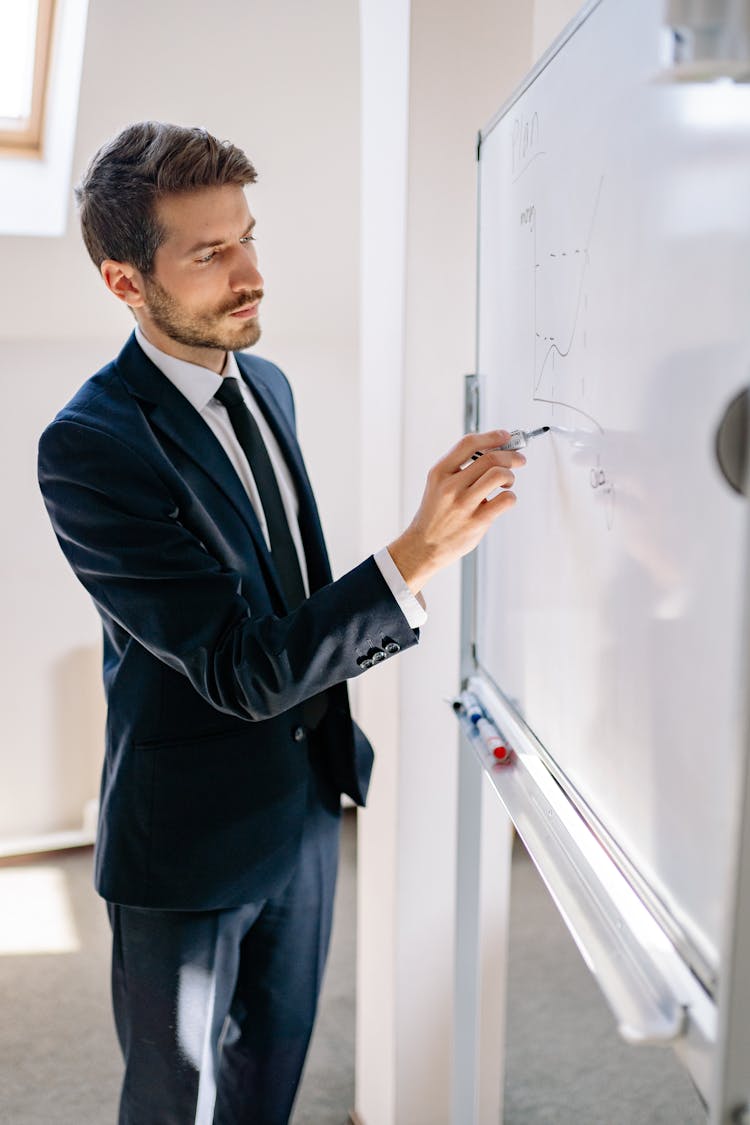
2, 0, 361, 842
533, 0, 586, 58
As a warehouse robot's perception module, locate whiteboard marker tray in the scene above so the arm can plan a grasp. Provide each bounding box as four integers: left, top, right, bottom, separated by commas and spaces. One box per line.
461, 673, 717, 1098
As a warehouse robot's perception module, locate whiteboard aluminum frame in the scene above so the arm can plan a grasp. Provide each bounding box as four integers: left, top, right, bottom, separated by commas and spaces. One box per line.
711, 506, 750, 1122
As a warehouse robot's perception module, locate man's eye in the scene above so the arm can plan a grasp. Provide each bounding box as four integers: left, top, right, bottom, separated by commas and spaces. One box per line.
240, 234, 256, 245
197, 250, 217, 264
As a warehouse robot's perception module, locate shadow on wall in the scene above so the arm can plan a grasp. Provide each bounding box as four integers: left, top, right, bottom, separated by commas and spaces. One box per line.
51, 644, 105, 833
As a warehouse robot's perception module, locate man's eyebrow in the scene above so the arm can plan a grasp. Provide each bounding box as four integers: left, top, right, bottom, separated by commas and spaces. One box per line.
184, 219, 256, 257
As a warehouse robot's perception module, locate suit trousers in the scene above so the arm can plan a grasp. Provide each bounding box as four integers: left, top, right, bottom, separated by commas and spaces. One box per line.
107, 763, 342, 1125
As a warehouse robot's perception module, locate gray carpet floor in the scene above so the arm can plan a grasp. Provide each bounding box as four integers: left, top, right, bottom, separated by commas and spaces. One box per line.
0, 812, 356, 1125
505, 837, 707, 1125
0, 815, 708, 1124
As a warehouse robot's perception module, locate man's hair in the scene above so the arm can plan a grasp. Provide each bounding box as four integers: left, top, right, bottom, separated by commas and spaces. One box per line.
75, 121, 257, 275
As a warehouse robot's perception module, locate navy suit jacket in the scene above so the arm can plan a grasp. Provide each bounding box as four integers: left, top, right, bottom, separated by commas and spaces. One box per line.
38, 333, 417, 910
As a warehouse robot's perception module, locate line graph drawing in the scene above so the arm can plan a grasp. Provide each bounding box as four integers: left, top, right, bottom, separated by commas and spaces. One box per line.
531, 175, 604, 412
517, 174, 615, 528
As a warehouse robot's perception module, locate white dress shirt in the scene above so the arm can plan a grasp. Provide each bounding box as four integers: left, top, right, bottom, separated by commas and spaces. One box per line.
135, 327, 427, 629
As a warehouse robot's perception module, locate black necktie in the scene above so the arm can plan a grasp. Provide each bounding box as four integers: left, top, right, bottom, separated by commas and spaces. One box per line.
214, 378, 306, 610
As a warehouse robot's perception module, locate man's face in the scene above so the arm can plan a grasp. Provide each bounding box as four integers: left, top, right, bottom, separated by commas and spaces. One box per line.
140, 184, 264, 354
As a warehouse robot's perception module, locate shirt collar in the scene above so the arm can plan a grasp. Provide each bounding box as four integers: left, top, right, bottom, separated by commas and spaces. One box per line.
134, 325, 242, 412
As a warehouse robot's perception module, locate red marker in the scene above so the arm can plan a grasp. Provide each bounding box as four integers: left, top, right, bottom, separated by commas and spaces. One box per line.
476, 718, 512, 764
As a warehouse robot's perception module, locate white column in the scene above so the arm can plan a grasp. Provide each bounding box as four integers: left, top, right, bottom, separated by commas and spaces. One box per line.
356, 1, 411, 1122
356, 3, 532, 1122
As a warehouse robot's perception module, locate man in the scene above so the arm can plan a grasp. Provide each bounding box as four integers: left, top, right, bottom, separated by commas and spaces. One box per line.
37, 122, 523, 1125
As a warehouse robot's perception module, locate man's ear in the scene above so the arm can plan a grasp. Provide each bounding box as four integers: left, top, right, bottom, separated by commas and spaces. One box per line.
100, 260, 147, 309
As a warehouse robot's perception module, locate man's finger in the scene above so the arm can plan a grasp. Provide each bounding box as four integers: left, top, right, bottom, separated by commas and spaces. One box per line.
457, 448, 525, 489
455, 452, 514, 492
467, 464, 516, 501
436, 430, 512, 475
481, 489, 517, 514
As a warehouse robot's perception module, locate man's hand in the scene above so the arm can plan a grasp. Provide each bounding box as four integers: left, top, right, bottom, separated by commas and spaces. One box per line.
388, 430, 525, 595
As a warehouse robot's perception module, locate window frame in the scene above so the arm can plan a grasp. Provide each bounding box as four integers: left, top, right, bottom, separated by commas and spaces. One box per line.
0, 0, 58, 159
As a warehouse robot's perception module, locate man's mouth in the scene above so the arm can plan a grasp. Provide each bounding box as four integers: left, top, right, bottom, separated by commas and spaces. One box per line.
229, 301, 260, 319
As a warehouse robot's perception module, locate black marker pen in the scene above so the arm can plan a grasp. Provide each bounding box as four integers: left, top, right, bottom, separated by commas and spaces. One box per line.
460, 425, 550, 469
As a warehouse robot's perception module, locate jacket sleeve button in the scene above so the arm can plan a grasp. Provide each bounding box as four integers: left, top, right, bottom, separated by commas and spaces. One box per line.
384, 641, 401, 656
357, 656, 374, 670
370, 648, 386, 664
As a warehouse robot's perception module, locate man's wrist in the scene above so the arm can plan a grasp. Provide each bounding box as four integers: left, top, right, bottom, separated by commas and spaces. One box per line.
386, 531, 436, 598
374, 547, 427, 629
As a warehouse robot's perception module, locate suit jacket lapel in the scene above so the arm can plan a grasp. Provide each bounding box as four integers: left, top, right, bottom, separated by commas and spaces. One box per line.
236, 355, 333, 593
114, 334, 287, 606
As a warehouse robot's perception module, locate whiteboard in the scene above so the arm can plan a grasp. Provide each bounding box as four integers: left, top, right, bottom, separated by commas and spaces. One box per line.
474, 0, 750, 989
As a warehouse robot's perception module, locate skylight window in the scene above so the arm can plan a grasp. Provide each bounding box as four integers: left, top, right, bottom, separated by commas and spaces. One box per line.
0, 0, 56, 156
0, 0, 89, 236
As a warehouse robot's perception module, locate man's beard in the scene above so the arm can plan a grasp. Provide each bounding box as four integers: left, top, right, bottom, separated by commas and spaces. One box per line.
143, 276, 263, 351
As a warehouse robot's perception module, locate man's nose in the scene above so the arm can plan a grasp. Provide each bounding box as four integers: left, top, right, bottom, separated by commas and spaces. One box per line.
230, 247, 263, 292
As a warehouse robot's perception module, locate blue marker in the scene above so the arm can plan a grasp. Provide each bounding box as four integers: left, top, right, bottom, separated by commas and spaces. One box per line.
454, 692, 484, 725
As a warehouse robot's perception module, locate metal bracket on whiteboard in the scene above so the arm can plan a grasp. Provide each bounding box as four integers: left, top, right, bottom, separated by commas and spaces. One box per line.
462, 375, 482, 671
715, 386, 750, 496
458, 675, 717, 1060
464, 373, 481, 433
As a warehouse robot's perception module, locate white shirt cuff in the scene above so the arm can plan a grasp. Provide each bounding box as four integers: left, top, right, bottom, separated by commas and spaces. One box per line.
373, 547, 427, 630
